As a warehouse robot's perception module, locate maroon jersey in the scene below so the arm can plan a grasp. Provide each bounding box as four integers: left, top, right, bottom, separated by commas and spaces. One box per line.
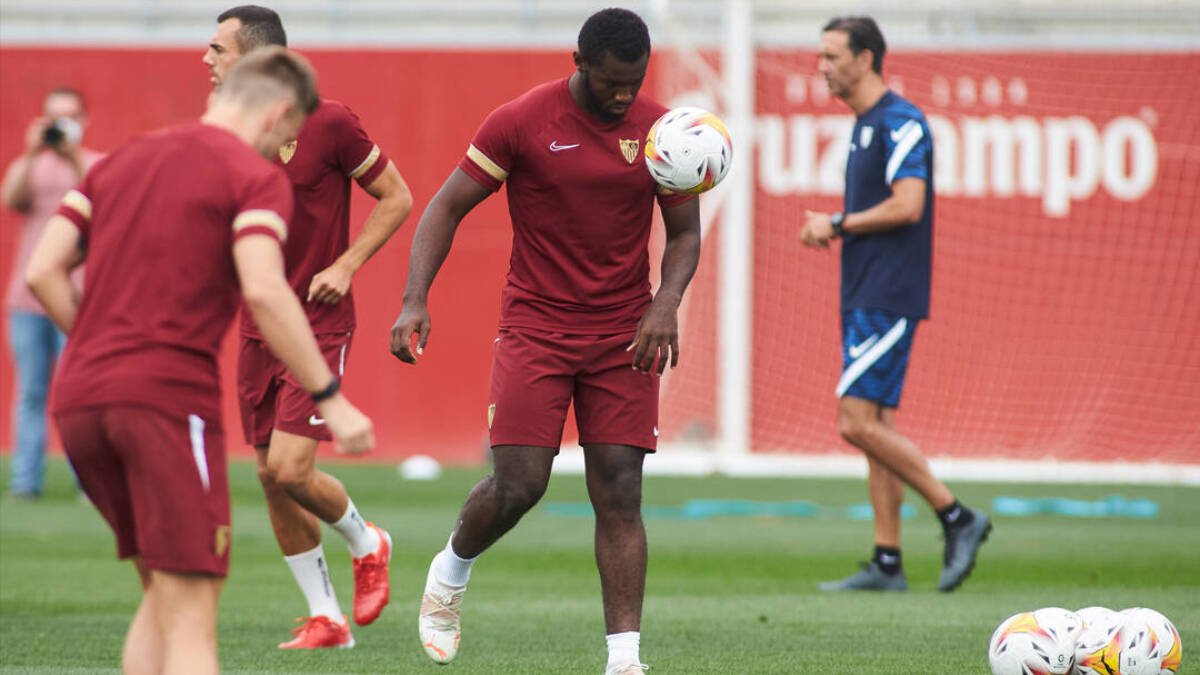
53, 122, 291, 421
239, 99, 389, 338
459, 78, 694, 333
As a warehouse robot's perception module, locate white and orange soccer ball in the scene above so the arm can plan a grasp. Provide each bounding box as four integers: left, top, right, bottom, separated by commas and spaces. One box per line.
989, 608, 1084, 675
644, 106, 732, 194
1074, 607, 1183, 675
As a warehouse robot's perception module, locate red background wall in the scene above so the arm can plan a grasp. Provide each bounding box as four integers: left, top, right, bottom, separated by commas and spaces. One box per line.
3, 48, 1198, 466
0, 47, 584, 464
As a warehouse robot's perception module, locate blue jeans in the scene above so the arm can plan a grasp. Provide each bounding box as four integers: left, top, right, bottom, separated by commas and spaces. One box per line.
7, 311, 66, 495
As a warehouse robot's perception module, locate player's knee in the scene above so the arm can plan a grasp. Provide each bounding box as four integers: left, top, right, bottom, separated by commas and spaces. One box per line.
254, 460, 277, 488
494, 477, 546, 519
265, 460, 312, 493
838, 411, 874, 447
594, 491, 642, 523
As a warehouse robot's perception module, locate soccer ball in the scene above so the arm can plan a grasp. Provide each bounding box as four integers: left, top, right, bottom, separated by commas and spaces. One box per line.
1076, 606, 1118, 630
1074, 610, 1125, 674
989, 608, 1083, 675
644, 106, 732, 194
1074, 607, 1182, 675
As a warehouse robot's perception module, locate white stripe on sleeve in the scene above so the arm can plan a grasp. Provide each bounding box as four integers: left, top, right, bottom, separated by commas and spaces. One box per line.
885, 121, 924, 185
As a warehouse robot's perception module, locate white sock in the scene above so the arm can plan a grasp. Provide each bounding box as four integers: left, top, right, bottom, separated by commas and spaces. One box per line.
606, 631, 641, 668
331, 497, 380, 558
283, 544, 343, 622
431, 534, 476, 587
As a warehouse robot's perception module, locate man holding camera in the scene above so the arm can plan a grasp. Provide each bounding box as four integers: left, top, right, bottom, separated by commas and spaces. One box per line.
2, 87, 102, 499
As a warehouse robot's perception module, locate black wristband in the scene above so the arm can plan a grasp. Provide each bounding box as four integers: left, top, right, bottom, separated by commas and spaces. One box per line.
310, 377, 340, 403
830, 211, 846, 238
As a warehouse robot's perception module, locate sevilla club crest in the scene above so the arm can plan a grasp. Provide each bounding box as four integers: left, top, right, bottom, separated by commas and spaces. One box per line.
619, 138, 639, 164
279, 140, 297, 164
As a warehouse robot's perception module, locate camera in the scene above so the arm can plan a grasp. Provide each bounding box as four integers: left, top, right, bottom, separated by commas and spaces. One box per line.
42, 117, 82, 147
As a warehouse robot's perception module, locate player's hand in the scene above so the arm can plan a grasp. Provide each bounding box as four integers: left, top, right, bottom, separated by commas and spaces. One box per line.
801, 210, 833, 249
627, 292, 681, 376
308, 264, 353, 304
389, 300, 430, 364
316, 394, 374, 454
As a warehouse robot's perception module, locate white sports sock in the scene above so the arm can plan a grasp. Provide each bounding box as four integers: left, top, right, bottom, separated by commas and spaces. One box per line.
283, 544, 343, 622
331, 497, 380, 558
606, 631, 641, 669
431, 534, 476, 587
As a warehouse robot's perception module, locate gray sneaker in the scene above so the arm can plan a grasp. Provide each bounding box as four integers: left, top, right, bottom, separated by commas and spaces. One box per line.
818, 562, 908, 591
938, 509, 992, 592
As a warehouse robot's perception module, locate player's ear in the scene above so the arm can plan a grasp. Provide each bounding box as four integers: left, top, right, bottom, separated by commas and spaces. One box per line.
859, 48, 875, 71
572, 51, 585, 72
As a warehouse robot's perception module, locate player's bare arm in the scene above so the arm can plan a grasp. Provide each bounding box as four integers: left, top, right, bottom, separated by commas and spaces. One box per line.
628, 197, 701, 375
801, 177, 926, 247
389, 168, 491, 364
308, 160, 414, 304
24, 214, 86, 332
234, 233, 374, 454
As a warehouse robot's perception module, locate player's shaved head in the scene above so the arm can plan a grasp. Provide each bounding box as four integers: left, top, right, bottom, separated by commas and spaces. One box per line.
218, 5, 287, 53
578, 8, 650, 66
823, 16, 886, 74
219, 46, 318, 114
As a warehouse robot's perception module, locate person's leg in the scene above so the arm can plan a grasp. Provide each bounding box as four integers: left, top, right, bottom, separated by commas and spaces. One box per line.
256, 434, 355, 647
92, 406, 231, 671
148, 569, 223, 675
839, 396, 954, 510
418, 328, 572, 664
253, 330, 390, 632
7, 311, 56, 496
876, 409, 991, 592
572, 332, 657, 673
582, 444, 646, 633
449, 446, 558, 558
866, 454, 905, 549
122, 559, 162, 675
419, 445, 557, 664
262, 430, 348, 524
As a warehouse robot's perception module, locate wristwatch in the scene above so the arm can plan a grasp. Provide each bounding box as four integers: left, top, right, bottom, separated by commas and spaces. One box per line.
830, 211, 846, 238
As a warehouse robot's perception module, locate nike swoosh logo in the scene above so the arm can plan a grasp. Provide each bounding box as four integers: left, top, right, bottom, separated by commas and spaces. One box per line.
308, 414, 325, 426
549, 141, 580, 152
848, 334, 879, 359
890, 120, 916, 142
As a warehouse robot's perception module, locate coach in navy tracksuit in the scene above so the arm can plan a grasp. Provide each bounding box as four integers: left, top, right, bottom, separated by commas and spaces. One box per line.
800, 15, 992, 593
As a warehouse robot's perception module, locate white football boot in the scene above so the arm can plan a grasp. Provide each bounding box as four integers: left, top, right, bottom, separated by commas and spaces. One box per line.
418, 561, 465, 664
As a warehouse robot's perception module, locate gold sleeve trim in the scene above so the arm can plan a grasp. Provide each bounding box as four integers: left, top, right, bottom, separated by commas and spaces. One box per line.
349, 144, 381, 180
62, 189, 92, 220
232, 209, 288, 243
466, 144, 508, 182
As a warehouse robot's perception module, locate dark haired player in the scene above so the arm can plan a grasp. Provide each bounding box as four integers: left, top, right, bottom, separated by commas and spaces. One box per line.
204, 5, 413, 649
389, 8, 701, 674
25, 48, 374, 675
800, 16, 991, 593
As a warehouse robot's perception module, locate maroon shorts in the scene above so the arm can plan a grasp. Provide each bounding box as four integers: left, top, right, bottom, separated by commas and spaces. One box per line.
237, 332, 352, 446
488, 328, 659, 451
55, 404, 231, 576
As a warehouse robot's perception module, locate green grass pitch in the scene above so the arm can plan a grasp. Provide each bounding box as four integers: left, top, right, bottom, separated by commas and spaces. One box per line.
2, 457, 1197, 674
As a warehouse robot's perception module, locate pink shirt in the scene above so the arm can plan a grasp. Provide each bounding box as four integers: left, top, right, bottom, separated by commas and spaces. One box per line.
4, 148, 103, 313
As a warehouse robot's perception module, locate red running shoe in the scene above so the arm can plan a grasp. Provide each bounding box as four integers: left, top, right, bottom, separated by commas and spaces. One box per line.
278, 615, 354, 649
352, 523, 392, 626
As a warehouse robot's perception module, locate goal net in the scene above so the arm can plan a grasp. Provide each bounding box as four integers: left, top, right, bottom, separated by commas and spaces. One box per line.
649, 10, 1200, 477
